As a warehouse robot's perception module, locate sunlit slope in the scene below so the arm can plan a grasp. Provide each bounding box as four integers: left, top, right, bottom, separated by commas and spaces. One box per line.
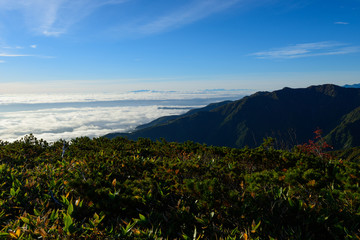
1, 135, 360, 238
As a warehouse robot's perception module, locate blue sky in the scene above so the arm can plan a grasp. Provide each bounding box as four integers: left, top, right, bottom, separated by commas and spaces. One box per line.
0, 0, 359, 93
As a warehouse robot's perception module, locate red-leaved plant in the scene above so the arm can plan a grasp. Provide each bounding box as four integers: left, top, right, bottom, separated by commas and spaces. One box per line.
297, 129, 333, 159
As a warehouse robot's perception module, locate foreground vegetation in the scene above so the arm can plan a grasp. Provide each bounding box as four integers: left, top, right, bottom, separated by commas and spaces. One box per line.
0, 134, 359, 239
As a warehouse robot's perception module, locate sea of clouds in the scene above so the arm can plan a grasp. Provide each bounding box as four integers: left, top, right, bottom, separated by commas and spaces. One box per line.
0, 90, 251, 142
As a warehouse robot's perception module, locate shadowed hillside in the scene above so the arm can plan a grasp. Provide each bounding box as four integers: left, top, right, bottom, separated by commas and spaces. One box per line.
106, 84, 360, 149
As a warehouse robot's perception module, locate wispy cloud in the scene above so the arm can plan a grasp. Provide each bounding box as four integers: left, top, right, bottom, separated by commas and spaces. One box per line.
0, 0, 129, 37
334, 21, 349, 25
110, 0, 244, 37
1, 46, 24, 49
0, 53, 31, 57
135, 0, 242, 35
0, 0, 253, 38
0, 46, 49, 61
250, 42, 360, 59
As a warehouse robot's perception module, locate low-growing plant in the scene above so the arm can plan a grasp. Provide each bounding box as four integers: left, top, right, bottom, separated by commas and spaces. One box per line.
0, 135, 359, 239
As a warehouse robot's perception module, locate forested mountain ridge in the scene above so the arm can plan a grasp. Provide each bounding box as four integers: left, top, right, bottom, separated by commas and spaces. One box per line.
135, 100, 232, 130
106, 84, 360, 149
344, 83, 360, 88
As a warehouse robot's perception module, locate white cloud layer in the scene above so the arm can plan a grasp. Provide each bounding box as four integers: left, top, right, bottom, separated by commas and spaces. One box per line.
0, 90, 249, 104
0, 105, 190, 142
251, 42, 360, 59
0, 90, 248, 142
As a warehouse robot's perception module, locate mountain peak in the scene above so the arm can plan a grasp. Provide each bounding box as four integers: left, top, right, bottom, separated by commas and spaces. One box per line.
308, 84, 343, 97
106, 84, 360, 149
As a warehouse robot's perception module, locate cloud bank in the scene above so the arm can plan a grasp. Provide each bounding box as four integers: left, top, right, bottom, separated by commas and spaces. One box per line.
0, 105, 188, 142
0, 89, 250, 104
0, 90, 249, 142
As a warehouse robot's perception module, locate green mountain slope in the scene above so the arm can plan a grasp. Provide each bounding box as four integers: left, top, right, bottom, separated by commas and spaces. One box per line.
106, 84, 360, 149
325, 106, 360, 149
135, 100, 232, 130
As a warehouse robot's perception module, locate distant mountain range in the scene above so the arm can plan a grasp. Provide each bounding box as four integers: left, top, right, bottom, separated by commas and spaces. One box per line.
343, 83, 360, 88
105, 84, 360, 149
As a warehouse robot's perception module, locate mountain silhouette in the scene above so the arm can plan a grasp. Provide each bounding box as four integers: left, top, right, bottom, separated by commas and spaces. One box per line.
106, 84, 360, 149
